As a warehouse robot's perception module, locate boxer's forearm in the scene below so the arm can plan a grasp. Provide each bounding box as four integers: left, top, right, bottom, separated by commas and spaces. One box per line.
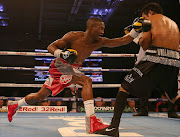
47, 40, 67, 55
103, 35, 133, 48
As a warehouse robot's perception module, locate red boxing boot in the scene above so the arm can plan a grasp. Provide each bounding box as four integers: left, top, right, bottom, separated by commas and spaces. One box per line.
8, 104, 18, 122
85, 114, 108, 133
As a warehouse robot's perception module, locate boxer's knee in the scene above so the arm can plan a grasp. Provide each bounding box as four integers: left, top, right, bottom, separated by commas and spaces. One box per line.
84, 77, 92, 85
81, 76, 92, 86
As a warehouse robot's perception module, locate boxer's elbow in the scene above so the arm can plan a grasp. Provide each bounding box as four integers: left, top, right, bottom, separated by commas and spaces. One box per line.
47, 43, 57, 54
47, 44, 52, 53
47, 45, 51, 52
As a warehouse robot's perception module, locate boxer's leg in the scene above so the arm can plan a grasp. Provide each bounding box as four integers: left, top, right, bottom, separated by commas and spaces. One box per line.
110, 87, 129, 128
167, 100, 180, 118
70, 74, 108, 133
8, 86, 51, 122
24, 86, 51, 105
133, 97, 148, 116
175, 97, 180, 105
70, 74, 94, 116
95, 87, 128, 137
172, 95, 180, 105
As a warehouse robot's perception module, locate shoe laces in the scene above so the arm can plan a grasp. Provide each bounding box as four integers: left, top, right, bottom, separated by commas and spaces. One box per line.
14, 105, 21, 117
14, 109, 19, 117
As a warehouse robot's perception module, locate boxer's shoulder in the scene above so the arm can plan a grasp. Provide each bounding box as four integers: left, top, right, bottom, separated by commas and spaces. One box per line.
63, 31, 85, 41
148, 14, 163, 22
68, 31, 85, 37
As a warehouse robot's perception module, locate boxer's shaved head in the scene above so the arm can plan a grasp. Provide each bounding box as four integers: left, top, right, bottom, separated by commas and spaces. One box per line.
86, 17, 104, 28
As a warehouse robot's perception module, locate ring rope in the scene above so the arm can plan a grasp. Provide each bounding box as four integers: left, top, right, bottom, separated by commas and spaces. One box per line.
0, 66, 131, 72
0, 96, 168, 102
0, 52, 170, 102
0, 51, 137, 57
0, 83, 121, 88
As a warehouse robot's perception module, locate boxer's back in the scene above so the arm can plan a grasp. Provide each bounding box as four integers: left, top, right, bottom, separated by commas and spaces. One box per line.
150, 14, 179, 50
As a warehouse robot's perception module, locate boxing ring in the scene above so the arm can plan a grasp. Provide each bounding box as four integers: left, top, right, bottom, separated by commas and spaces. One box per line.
0, 51, 180, 137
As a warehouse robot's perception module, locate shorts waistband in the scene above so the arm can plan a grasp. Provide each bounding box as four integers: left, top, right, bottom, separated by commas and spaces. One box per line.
145, 45, 179, 60
58, 58, 81, 67
141, 55, 180, 67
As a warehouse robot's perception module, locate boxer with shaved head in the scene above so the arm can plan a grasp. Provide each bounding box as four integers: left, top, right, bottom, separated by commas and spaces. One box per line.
7, 16, 150, 133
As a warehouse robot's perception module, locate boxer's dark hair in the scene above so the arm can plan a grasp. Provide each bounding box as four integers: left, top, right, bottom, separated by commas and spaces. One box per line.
141, 2, 163, 15
86, 17, 103, 28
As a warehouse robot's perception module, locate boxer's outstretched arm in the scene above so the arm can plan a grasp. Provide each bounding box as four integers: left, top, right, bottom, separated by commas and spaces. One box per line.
47, 32, 73, 54
102, 34, 134, 48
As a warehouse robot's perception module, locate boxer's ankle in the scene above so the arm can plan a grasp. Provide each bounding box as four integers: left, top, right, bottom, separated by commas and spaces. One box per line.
84, 99, 95, 116
18, 98, 28, 107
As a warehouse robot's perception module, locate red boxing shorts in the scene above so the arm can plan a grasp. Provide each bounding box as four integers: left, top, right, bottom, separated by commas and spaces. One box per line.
43, 58, 83, 96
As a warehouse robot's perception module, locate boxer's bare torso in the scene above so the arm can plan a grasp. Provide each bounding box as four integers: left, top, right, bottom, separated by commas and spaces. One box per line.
150, 14, 179, 50
63, 31, 105, 64
47, 21, 133, 65
141, 14, 179, 51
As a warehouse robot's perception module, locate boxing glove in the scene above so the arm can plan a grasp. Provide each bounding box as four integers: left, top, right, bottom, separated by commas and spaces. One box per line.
133, 17, 151, 33
124, 17, 151, 38
54, 49, 78, 64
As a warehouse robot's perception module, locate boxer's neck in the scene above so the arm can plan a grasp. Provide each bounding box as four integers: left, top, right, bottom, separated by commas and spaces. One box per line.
84, 31, 100, 44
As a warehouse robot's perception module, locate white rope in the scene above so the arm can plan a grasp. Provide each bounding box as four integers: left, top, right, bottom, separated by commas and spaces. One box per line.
0, 83, 121, 88
0, 51, 137, 57
0, 96, 168, 102
0, 66, 131, 72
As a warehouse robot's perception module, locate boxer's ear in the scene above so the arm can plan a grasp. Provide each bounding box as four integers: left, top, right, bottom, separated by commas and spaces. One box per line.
148, 10, 154, 16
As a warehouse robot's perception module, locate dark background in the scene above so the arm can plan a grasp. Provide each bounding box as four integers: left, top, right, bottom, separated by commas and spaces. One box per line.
0, 0, 180, 97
